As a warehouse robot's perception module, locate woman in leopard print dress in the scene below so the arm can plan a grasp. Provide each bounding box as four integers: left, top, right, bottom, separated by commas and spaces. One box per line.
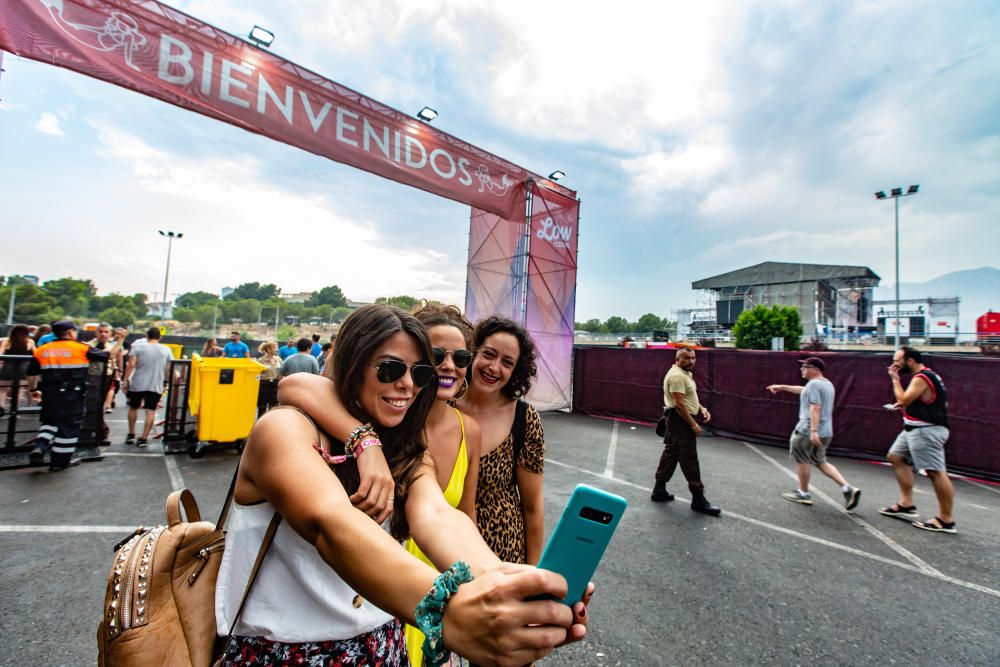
458, 316, 545, 564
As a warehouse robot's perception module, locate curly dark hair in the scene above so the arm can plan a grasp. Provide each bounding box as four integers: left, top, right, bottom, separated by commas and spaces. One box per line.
412, 302, 474, 349
328, 304, 437, 540
472, 315, 537, 400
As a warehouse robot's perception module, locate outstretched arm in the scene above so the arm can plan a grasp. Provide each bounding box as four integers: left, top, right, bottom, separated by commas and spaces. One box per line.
277, 372, 394, 522
767, 384, 803, 395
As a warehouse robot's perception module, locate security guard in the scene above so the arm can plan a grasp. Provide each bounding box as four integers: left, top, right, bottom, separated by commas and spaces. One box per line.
27, 321, 109, 471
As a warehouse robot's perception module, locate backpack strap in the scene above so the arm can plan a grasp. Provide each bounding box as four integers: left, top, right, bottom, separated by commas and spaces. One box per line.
217, 512, 281, 657
511, 400, 529, 473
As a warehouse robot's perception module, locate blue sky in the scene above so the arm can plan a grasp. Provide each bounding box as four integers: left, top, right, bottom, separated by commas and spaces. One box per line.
2, 1, 998, 321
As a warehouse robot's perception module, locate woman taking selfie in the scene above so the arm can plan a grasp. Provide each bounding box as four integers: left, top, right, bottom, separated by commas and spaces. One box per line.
278, 303, 484, 666
222, 305, 585, 665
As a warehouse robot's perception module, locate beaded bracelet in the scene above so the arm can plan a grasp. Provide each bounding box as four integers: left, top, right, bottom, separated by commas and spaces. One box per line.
416, 561, 473, 667
345, 423, 377, 457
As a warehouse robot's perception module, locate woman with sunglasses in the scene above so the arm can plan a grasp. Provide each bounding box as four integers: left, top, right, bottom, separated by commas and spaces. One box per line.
458, 316, 544, 566
279, 304, 484, 666
220, 305, 588, 665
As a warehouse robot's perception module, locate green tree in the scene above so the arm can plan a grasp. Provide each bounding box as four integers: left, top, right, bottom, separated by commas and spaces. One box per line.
375, 295, 418, 310
176, 291, 219, 309
98, 306, 136, 328
576, 318, 607, 333
604, 316, 629, 333
0, 284, 61, 323
634, 313, 666, 332
195, 304, 219, 330
331, 306, 352, 323
307, 285, 347, 308
91, 293, 146, 319
42, 277, 96, 316
173, 307, 197, 323
732, 305, 803, 351
225, 282, 280, 301
131, 293, 148, 315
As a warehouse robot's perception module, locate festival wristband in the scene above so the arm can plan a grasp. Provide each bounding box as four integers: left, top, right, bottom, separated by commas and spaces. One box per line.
354, 436, 382, 457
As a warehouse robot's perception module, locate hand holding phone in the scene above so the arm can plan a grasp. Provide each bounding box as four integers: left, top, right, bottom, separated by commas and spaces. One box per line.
534, 484, 627, 605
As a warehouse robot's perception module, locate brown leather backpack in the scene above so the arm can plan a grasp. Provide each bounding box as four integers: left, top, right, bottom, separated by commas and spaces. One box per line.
97, 475, 279, 666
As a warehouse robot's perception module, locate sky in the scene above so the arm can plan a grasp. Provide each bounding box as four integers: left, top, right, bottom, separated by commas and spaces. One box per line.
1, 0, 998, 322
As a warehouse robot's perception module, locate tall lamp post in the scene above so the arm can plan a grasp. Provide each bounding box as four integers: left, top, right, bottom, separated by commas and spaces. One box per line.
874, 185, 919, 348
158, 230, 183, 326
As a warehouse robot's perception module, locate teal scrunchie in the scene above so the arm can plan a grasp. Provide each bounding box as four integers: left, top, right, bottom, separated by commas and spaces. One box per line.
415, 561, 474, 667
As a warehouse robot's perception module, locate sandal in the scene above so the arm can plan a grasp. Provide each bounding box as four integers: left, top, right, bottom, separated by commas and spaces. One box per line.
878, 504, 919, 521
913, 517, 957, 534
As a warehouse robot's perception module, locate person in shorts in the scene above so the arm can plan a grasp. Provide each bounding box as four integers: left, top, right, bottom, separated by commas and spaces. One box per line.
767, 357, 861, 510
879, 346, 956, 534
122, 327, 173, 446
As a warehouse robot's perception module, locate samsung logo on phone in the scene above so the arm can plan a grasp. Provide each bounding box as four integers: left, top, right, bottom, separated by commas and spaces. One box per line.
575, 536, 595, 544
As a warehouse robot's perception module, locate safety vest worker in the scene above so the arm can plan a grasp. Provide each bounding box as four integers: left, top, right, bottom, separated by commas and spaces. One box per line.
27, 320, 109, 471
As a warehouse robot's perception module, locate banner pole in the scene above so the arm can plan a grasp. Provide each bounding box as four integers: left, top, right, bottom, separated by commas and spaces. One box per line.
518, 180, 534, 326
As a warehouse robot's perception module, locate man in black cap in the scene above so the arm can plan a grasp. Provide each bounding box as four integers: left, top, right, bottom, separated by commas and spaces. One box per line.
26, 321, 109, 470
767, 357, 861, 509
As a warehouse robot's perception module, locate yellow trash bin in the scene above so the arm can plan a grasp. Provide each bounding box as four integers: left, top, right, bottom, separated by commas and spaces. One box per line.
163, 343, 184, 359
188, 354, 265, 445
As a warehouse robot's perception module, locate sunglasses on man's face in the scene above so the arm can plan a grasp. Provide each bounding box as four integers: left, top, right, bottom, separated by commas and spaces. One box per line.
431, 347, 473, 369
368, 359, 437, 388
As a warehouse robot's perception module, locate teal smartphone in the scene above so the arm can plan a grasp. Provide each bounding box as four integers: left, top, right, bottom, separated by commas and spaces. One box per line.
534, 484, 627, 605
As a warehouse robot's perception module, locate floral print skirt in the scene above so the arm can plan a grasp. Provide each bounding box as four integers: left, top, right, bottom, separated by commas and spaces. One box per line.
220, 618, 407, 666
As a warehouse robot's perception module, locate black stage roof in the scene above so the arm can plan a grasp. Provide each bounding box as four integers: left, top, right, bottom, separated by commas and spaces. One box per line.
693, 261, 880, 290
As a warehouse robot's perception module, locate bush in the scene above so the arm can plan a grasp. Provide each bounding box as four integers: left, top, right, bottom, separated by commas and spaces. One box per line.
732, 305, 803, 351
697, 337, 717, 348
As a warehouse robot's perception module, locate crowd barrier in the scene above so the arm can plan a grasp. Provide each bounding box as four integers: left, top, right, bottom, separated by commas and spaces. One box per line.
572, 347, 1000, 482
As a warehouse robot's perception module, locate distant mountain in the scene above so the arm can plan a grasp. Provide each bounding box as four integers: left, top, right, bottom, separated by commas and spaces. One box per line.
874, 267, 999, 336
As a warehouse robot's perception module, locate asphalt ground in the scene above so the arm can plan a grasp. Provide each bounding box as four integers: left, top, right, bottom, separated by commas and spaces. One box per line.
1, 406, 998, 666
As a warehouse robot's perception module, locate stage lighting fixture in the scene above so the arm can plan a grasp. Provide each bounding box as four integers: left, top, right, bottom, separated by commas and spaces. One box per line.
874, 191, 887, 199
417, 106, 438, 122
548, 170, 566, 181
248, 26, 275, 48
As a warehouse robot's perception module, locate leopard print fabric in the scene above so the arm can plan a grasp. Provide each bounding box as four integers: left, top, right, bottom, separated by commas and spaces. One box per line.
475, 403, 545, 563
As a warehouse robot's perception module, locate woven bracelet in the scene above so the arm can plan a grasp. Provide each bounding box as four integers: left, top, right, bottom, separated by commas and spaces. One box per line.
415, 561, 473, 667
344, 423, 376, 457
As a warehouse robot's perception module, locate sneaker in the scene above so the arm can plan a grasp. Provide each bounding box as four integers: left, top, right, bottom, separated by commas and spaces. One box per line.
844, 486, 862, 511
879, 504, 919, 521
125, 433, 135, 445
650, 487, 675, 502
137, 438, 148, 448
782, 491, 813, 505
913, 517, 957, 534
49, 459, 81, 471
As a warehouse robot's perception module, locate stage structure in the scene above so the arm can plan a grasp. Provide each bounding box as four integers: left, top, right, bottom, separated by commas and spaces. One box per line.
0, 0, 580, 409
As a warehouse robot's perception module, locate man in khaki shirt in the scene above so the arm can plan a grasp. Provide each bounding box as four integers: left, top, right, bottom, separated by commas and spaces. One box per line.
651, 348, 721, 516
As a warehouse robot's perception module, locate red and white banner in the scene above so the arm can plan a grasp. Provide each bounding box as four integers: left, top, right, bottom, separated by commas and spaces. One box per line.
0, 0, 574, 218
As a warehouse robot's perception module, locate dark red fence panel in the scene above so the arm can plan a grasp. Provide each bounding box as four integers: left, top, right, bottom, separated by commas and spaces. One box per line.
572, 347, 1000, 482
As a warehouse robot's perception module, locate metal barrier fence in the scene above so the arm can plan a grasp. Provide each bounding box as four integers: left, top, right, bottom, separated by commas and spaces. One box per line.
163, 359, 195, 454
0, 354, 109, 469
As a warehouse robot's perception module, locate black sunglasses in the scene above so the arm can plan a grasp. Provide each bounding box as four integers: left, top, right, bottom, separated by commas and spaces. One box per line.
432, 347, 473, 369
368, 359, 436, 388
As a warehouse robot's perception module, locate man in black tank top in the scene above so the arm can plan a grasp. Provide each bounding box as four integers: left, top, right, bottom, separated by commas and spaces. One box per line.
879, 347, 956, 534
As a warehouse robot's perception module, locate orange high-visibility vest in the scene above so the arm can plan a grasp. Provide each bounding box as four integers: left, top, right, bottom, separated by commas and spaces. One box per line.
34, 339, 92, 371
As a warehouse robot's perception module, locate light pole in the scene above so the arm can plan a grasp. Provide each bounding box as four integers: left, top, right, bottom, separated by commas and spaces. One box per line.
157, 230, 183, 326
874, 185, 919, 348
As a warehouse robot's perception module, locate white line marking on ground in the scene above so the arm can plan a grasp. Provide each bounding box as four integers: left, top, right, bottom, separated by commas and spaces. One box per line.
164, 454, 185, 492
603, 421, 619, 478
0, 525, 137, 534
962, 478, 1000, 496
103, 452, 163, 458
742, 442, 943, 576
546, 457, 1000, 600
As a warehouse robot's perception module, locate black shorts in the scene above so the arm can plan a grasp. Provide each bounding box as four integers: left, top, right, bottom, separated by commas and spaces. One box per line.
126, 391, 160, 410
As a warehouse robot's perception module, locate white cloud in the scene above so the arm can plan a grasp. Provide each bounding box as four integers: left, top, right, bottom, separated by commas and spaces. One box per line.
88, 122, 464, 303
34, 112, 64, 136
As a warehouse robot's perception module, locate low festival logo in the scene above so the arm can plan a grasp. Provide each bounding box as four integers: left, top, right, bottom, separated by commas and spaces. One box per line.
41, 0, 147, 71
536, 216, 572, 249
